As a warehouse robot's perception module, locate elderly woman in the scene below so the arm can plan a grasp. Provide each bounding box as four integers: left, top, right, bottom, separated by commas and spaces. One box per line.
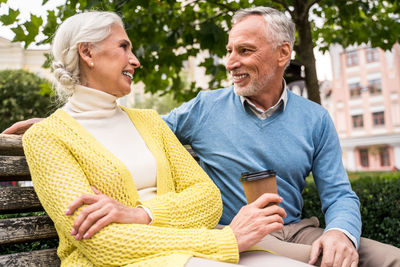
21, 11, 307, 267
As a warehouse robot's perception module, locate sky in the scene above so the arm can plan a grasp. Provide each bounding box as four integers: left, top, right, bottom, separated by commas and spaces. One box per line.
0, 0, 332, 80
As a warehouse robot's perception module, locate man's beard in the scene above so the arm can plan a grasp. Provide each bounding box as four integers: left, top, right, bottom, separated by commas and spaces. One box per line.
233, 73, 272, 97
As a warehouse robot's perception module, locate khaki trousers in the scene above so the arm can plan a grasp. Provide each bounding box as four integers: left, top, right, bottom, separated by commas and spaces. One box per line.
186, 217, 400, 266
186, 251, 312, 266
256, 217, 400, 267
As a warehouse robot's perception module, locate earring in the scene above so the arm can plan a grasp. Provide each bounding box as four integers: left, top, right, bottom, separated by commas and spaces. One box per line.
90, 62, 94, 67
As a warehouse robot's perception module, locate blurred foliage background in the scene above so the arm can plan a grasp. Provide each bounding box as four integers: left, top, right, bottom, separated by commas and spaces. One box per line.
0, 69, 57, 132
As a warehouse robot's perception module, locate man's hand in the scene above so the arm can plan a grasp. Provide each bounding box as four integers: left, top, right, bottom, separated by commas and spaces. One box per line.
2, 118, 44, 134
229, 193, 286, 253
309, 230, 358, 267
65, 187, 151, 240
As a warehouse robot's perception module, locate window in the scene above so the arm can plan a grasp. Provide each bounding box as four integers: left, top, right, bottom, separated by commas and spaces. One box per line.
352, 115, 364, 128
366, 48, 379, 63
368, 79, 382, 95
349, 82, 362, 98
379, 147, 390, 166
372, 111, 385, 126
359, 149, 369, 167
346, 51, 359, 66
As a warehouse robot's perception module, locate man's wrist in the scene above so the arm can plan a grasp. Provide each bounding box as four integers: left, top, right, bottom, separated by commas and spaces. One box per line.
325, 228, 358, 249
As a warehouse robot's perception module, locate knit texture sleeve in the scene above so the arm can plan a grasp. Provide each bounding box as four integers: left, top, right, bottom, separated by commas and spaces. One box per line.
23, 118, 239, 266
140, 111, 224, 229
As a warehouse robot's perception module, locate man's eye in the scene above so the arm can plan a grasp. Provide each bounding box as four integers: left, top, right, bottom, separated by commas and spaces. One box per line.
121, 44, 128, 49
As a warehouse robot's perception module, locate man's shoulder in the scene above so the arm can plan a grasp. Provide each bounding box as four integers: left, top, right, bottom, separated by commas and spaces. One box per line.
196, 86, 235, 102
287, 90, 328, 117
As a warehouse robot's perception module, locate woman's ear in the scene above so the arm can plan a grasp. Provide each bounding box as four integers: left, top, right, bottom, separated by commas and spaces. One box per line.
78, 42, 94, 68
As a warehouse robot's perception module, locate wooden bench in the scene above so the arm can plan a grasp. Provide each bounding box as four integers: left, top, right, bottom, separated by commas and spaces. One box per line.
0, 134, 60, 266
0, 134, 199, 266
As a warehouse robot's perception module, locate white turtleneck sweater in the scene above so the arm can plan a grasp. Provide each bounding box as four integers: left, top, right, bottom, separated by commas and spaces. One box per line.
62, 85, 157, 202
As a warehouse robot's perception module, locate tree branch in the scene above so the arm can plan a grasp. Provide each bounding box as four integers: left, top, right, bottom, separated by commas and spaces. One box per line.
271, 0, 290, 11
207, 0, 238, 12
192, 10, 232, 26
306, 0, 323, 13
182, 0, 202, 8
271, 0, 295, 18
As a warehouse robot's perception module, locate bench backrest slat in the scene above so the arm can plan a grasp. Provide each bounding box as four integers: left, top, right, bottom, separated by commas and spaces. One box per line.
0, 134, 60, 266
0, 156, 30, 177
0, 186, 43, 214
0, 134, 24, 156
0, 248, 60, 267
0, 216, 57, 246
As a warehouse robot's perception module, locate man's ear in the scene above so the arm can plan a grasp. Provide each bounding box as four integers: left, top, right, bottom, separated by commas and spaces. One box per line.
278, 42, 292, 68
78, 42, 94, 68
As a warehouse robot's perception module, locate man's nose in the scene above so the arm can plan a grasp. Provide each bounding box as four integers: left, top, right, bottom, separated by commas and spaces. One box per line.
226, 52, 240, 71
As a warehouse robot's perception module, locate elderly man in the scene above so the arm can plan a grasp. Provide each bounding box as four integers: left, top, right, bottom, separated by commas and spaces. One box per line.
161, 6, 400, 267
4, 6, 400, 267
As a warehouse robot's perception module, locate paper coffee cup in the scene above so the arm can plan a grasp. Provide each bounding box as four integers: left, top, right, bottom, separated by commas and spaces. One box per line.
240, 170, 277, 204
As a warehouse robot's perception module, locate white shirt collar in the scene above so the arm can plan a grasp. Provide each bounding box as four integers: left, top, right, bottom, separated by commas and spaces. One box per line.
239, 80, 288, 119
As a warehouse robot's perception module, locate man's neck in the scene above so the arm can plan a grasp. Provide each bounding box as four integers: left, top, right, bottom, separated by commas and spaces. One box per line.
246, 83, 284, 111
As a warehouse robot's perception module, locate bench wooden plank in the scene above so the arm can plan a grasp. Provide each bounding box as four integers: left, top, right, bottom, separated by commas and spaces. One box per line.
0, 187, 43, 214
0, 155, 30, 177
0, 216, 57, 245
0, 134, 24, 156
0, 248, 60, 267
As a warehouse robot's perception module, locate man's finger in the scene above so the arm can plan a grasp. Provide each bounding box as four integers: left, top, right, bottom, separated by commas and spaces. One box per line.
309, 240, 322, 265
252, 193, 282, 208
261, 204, 286, 218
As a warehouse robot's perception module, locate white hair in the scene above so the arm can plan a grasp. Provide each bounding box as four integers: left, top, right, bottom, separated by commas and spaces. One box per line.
232, 7, 295, 51
51, 11, 123, 102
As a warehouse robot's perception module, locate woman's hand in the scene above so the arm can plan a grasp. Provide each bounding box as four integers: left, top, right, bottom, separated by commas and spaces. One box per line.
65, 186, 151, 240
229, 193, 286, 253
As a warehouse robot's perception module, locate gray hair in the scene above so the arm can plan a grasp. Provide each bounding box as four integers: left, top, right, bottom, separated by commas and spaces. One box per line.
51, 11, 123, 102
232, 7, 295, 51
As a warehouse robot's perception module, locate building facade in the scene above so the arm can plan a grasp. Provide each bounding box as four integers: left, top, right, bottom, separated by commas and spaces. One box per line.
0, 37, 52, 79
328, 43, 400, 171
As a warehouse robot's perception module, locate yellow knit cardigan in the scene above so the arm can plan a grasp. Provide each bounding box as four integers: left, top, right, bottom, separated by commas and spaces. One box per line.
23, 108, 239, 267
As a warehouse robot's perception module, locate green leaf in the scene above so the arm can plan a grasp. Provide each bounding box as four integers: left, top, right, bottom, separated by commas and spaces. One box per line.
0, 8, 20, 26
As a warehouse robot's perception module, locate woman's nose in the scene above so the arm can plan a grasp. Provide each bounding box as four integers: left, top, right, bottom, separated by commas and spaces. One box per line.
129, 52, 140, 68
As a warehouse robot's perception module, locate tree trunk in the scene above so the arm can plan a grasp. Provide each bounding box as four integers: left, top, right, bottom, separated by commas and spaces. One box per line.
291, 0, 321, 104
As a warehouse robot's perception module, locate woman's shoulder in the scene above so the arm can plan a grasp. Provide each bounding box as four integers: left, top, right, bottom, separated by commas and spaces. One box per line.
120, 107, 161, 120
23, 109, 76, 140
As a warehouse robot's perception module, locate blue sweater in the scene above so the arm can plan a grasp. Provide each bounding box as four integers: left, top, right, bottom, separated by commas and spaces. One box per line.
162, 86, 361, 245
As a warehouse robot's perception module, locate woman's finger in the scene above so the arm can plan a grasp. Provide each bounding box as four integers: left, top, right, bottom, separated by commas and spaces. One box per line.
83, 215, 115, 239
91, 186, 102, 195
65, 194, 99, 215
71, 201, 105, 236
75, 207, 108, 240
